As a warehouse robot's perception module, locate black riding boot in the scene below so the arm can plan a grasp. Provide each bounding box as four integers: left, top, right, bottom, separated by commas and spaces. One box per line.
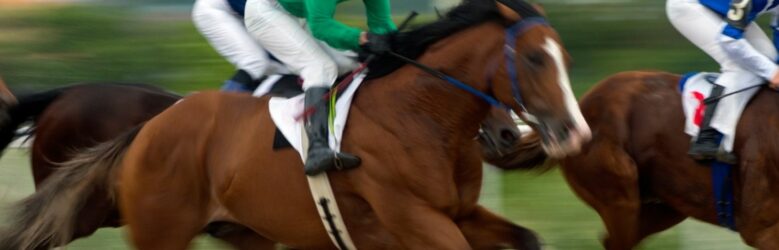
688, 84, 725, 161
303, 87, 361, 176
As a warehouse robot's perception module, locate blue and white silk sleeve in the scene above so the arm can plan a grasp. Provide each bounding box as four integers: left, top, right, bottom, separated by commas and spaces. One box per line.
719, 32, 779, 80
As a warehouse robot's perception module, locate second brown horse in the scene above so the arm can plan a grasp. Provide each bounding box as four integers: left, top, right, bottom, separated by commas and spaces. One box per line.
496, 71, 779, 249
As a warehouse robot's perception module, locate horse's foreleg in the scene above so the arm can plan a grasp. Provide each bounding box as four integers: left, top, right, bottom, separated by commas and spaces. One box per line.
458, 205, 540, 250
635, 203, 686, 242
561, 145, 641, 250
213, 227, 277, 250
369, 198, 470, 249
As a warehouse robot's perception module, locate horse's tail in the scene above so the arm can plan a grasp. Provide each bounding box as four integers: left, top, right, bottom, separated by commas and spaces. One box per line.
0, 87, 67, 154
0, 125, 141, 250
485, 132, 558, 171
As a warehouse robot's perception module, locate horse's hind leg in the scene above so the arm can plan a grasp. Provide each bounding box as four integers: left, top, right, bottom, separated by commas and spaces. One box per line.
121, 149, 210, 249
458, 205, 541, 250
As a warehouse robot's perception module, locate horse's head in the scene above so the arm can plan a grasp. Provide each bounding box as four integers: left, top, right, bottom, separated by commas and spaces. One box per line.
479, 107, 521, 159
490, 0, 590, 158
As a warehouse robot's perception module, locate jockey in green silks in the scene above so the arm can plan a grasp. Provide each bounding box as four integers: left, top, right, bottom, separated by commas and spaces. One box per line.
244, 0, 396, 175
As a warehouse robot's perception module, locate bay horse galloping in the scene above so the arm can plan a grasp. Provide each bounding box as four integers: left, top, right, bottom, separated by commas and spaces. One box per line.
0, 0, 589, 249
0, 80, 519, 248
497, 71, 779, 249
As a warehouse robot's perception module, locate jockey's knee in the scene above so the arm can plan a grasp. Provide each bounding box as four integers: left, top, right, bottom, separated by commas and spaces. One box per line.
301, 59, 338, 90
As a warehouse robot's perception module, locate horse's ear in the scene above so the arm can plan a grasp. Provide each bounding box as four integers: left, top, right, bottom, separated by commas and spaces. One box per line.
496, 0, 543, 22
496, 1, 522, 22
532, 3, 547, 17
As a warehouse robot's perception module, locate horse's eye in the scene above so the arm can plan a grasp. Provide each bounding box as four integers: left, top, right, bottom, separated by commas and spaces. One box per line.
526, 52, 546, 66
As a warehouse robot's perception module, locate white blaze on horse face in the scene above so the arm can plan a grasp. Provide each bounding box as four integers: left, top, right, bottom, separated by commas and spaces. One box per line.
541, 37, 592, 154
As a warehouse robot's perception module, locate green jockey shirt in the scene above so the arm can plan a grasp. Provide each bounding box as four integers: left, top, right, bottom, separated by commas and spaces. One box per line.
277, 0, 396, 51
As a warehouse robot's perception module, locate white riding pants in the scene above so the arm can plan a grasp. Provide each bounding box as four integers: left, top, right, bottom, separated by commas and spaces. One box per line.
667, 0, 778, 151
244, 0, 358, 90
192, 0, 289, 80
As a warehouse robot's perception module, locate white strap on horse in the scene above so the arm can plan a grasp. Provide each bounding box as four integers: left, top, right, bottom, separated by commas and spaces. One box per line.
301, 129, 358, 250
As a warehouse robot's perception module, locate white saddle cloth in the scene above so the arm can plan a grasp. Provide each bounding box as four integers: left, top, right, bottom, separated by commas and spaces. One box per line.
681, 72, 736, 152
254, 72, 367, 159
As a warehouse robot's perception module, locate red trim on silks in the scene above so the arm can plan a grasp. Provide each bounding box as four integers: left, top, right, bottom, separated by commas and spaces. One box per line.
692, 91, 706, 127
294, 63, 370, 122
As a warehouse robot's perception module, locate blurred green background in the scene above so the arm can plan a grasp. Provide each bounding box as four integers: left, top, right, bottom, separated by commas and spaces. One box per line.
0, 0, 719, 93
0, 0, 753, 249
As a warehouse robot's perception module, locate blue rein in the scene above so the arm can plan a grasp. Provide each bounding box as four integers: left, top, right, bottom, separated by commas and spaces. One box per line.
385, 17, 550, 110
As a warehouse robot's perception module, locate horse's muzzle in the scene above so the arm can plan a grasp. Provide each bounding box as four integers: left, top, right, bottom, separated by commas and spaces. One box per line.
537, 117, 591, 158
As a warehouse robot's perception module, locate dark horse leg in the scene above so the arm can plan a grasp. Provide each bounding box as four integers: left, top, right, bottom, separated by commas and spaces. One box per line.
458, 205, 540, 250
206, 223, 277, 250
562, 143, 686, 250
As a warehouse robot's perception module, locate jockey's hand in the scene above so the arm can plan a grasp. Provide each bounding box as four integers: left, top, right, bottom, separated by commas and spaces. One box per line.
360, 32, 393, 56
771, 71, 779, 90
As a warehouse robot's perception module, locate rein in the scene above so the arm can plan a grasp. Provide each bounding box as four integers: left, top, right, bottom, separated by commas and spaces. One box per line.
385, 17, 550, 121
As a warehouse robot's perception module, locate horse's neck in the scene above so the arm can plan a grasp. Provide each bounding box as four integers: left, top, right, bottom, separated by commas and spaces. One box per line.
360, 22, 505, 141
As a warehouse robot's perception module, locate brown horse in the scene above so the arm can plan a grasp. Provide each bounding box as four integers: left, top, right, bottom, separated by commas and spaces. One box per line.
0, 82, 519, 247
0, 0, 589, 249
0, 83, 179, 240
496, 71, 779, 249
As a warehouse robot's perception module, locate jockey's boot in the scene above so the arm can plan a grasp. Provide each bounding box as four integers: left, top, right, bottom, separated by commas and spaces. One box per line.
221, 70, 260, 93
688, 84, 725, 161
303, 87, 361, 176
688, 127, 721, 161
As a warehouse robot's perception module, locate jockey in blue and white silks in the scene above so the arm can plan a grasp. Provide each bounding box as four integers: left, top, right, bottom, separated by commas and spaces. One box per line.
667, 0, 779, 159
192, 0, 289, 92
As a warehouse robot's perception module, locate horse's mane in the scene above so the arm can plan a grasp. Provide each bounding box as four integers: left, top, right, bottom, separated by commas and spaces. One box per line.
366, 0, 503, 79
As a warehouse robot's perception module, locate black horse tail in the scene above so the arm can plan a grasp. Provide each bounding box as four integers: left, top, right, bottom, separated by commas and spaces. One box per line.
0, 87, 68, 154
484, 131, 558, 171
0, 125, 141, 250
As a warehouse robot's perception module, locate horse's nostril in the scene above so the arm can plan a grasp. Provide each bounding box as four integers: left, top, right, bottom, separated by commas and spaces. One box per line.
500, 129, 518, 144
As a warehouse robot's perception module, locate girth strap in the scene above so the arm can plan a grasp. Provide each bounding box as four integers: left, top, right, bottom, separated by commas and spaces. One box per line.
711, 161, 737, 231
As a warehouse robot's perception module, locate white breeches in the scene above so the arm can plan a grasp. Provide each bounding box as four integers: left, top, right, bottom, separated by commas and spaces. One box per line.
192, 0, 289, 79
244, 0, 358, 90
667, 0, 778, 151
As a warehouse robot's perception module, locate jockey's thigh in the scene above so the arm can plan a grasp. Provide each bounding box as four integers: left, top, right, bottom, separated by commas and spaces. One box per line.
193, 0, 278, 79
245, 0, 338, 90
